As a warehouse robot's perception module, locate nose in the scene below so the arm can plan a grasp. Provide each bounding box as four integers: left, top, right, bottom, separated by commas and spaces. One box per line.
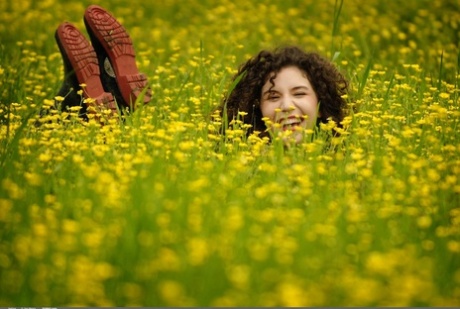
279, 95, 293, 112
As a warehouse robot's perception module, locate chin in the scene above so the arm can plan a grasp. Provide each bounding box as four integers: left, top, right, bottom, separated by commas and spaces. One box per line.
278, 131, 304, 146
293, 133, 304, 144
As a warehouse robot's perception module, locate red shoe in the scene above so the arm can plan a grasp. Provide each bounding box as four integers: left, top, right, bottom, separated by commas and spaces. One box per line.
55, 22, 117, 116
84, 5, 152, 111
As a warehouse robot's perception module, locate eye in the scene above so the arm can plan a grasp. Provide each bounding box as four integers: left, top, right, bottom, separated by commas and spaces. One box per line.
294, 92, 306, 97
267, 93, 280, 101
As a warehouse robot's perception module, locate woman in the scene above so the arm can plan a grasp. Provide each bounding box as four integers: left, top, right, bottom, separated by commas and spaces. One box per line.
221, 46, 348, 142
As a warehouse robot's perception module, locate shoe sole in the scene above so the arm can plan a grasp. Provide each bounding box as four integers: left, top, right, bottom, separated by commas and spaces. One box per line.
84, 5, 152, 109
55, 22, 117, 115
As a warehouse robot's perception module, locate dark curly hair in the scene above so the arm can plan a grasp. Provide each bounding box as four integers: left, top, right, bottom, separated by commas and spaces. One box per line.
220, 46, 348, 137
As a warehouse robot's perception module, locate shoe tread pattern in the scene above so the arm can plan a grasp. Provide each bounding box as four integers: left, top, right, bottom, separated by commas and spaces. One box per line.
86, 7, 135, 58
59, 23, 101, 82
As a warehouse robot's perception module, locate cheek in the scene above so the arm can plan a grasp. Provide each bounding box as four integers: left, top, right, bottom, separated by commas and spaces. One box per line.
260, 103, 274, 119
302, 98, 319, 116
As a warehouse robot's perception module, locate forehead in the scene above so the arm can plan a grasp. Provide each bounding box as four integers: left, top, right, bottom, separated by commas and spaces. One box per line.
263, 66, 310, 89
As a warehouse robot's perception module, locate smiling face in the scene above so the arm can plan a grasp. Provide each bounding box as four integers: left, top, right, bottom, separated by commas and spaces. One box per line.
260, 65, 319, 143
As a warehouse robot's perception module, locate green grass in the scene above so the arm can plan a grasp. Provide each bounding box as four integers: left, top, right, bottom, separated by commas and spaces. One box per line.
0, 0, 459, 306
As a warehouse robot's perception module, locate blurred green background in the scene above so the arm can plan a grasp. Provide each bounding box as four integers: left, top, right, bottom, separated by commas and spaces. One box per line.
0, 0, 459, 306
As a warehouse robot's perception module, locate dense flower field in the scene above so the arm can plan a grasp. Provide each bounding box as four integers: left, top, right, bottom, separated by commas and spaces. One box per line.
1, 0, 459, 306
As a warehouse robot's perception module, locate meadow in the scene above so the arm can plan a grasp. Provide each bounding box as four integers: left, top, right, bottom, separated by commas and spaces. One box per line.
1, 0, 459, 306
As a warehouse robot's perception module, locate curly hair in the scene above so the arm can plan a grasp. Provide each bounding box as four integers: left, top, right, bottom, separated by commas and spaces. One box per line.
220, 46, 348, 137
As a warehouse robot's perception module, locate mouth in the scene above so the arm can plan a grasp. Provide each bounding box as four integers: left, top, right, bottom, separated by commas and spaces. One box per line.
279, 117, 303, 131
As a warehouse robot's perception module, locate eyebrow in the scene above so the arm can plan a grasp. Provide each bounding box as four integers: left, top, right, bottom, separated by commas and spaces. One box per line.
291, 86, 310, 91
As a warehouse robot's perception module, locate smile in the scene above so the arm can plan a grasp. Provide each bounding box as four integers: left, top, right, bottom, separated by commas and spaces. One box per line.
279, 117, 303, 131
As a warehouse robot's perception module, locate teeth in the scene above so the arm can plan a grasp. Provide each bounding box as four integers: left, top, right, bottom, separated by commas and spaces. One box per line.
282, 120, 300, 126
282, 122, 301, 131
278, 116, 302, 125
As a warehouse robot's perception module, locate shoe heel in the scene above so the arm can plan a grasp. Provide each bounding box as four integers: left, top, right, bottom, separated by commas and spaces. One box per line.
118, 73, 152, 106
86, 92, 117, 115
